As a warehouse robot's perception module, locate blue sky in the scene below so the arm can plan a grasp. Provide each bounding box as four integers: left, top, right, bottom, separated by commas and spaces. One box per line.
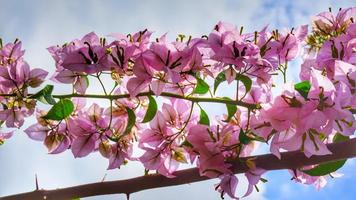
0, 0, 355, 199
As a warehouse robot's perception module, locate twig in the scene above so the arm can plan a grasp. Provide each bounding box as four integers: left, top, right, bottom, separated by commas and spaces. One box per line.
1, 138, 355, 200
0, 91, 259, 110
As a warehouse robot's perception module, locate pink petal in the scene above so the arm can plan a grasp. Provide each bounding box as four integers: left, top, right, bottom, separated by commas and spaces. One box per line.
127, 77, 150, 97
107, 146, 125, 170
151, 79, 165, 96
139, 149, 163, 170
294, 25, 308, 42
219, 174, 239, 199
44, 134, 71, 154
54, 70, 77, 83
74, 76, 88, 94
28, 68, 48, 87
24, 124, 49, 141
71, 133, 99, 158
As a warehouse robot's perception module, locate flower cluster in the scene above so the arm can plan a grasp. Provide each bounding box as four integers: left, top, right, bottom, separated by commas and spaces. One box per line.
139, 99, 197, 177
0, 7, 355, 200
252, 7, 356, 190
0, 40, 47, 143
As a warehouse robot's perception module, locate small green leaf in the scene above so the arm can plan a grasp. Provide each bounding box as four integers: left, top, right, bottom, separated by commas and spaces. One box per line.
193, 77, 209, 94
29, 84, 56, 105
236, 74, 252, 95
303, 133, 349, 176
295, 81, 311, 99
333, 132, 349, 143
223, 97, 237, 122
181, 140, 193, 148
43, 99, 74, 120
239, 129, 250, 145
213, 72, 226, 94
303, 159, 347, 176
123, 107, 136, 135
142, 96, 157, 123
198, 105, 210, 126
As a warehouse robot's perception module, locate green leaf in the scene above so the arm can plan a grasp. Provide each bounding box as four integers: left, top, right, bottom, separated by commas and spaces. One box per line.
303, 133, 349, 176
223, 97, 237, 122
198, 105, 210, 126
123, 107, 136, 135
303, 159, 347, 176
43, 99, 74, 120
142, 96, 157, 123
236, 74, 252, 95
294, 81, 311, 99
29, 84, 56, 105
193, 77, 209, 94
333, 132, 349, 143
72, 198, 80, 200
213, 72, 226, 94
239, 129, 250, 145
181, 140, 193, 148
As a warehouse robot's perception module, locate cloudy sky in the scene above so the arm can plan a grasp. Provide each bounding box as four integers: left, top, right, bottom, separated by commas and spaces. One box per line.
0, 0, 355, 199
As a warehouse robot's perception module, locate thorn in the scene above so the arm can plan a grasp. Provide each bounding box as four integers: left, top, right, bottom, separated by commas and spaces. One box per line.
35, 174, 39, 190
101, 173, 107, 182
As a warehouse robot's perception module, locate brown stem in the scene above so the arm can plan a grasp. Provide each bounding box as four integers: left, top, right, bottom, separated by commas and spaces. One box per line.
1, 138, 356, 200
